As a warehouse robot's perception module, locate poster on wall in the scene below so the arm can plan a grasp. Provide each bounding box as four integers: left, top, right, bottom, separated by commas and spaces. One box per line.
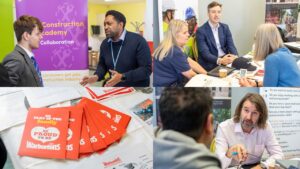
260, 88, 300, 159
15, 0, 88, 86
265, 0, 299, 42
211, 88, 231, 133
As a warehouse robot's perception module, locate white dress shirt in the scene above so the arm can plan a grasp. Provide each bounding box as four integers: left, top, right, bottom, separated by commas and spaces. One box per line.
208, 21, 226, 59
18, 44, 34, 59
215, 118, 283, 169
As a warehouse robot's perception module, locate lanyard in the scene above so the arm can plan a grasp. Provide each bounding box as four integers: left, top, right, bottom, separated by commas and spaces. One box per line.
111, 40, 124, 70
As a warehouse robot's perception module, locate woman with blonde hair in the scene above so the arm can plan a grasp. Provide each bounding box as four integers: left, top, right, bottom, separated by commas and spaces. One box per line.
240, 23, 300, 87
154, 19, 206, 87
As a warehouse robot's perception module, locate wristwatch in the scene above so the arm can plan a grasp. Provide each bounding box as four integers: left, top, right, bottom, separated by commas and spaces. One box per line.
121, 73, 127, 81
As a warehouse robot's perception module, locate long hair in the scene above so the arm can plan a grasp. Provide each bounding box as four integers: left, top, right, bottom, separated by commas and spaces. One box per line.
254, 23, 284, 61
153, 19, 188, 61
233, 93, 268, 129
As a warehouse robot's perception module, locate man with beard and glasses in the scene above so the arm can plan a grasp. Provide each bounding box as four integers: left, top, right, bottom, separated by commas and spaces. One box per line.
80, 10, 152, 87
215, 93, 283, 169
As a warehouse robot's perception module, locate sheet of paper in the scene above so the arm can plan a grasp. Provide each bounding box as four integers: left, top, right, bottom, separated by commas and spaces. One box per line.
23, 87, 82, 108
185, 74, 231, 87
101, 89, 154, 133
0, 88, 23, 96
0, 91, 28, 131
98, 143, 153, 169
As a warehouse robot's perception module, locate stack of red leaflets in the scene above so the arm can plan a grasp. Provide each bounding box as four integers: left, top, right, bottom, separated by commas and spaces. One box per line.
18, 97, 131, 160
85, 87, 135, 101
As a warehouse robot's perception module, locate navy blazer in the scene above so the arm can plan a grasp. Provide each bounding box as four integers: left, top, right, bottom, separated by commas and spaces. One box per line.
196, 21, 238, 71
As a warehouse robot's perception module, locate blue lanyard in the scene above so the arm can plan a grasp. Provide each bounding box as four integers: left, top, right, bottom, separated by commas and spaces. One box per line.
111, 41, 124, 70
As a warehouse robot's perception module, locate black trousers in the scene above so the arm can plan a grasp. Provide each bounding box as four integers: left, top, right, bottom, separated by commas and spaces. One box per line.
0, 138, 7, 169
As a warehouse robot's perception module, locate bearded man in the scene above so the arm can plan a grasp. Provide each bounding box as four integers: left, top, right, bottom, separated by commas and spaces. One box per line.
215, 93, 283, 169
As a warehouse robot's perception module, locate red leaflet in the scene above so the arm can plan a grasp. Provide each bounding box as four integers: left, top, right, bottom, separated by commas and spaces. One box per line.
19, 108, 69, 159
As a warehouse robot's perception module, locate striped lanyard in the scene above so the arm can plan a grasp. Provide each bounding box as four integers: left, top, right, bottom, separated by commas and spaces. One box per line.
111, 40, 124, 70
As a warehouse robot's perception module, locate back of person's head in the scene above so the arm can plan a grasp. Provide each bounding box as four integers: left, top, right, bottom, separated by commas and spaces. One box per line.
207, 1, 222, 12
105, 10, 126, 29
14, 15, 43, 43
254, 23, 284, 61
233, 93, 268, 129
153, 19, 188, 61
159, 88, 212, 141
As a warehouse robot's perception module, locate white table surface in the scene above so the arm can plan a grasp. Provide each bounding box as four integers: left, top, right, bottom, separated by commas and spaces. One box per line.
0, 88, 153, 169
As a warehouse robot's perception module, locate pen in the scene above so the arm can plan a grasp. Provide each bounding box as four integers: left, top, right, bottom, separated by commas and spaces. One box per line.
232, 152, 242, 169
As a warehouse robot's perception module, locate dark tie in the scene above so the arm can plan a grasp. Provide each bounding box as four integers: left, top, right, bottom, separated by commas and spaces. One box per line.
31, 56, 44, 86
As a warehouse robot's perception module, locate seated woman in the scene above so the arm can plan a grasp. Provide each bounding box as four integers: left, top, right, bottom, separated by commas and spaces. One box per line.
153, 19, 206, 87
240, 23, 300, 87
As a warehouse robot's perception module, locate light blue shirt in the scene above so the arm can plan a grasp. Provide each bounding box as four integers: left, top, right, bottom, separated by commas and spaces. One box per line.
107, 29, 127, 43
264, 47, 300, 87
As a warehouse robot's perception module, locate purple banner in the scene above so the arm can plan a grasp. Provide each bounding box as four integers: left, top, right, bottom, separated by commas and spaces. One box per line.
16, 0, 88, 71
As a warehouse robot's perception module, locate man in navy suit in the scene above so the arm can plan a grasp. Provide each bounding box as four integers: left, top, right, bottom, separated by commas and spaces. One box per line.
196, 1, 238, 71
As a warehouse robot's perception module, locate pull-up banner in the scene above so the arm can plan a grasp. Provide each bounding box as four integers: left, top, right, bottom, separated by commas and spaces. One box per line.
260, 88, 300, 159
15, 0, 88, 86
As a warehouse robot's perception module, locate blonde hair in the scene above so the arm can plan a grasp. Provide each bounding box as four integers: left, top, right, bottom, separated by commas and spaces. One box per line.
254, 23, 284, 61
154, 19, 188, 61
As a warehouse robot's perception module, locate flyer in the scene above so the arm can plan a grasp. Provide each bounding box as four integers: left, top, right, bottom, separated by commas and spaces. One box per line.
19, 107, 70, 159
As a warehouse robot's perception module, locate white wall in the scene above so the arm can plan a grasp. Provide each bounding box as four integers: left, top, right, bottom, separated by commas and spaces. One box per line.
198, 0, 266, 55
173, 0, 198, 21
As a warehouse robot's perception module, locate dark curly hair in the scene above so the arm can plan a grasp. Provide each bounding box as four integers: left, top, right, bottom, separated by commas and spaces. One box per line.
159, 87, 212, 141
